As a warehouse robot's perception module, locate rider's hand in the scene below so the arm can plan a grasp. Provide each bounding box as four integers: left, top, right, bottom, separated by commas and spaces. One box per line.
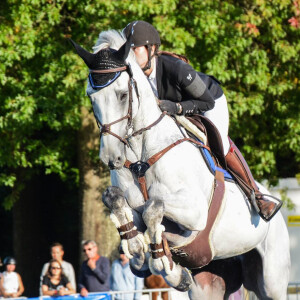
159, 100, 180, 115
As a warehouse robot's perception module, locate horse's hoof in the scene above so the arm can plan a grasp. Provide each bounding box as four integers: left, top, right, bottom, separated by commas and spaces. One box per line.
173, 267, 193, 292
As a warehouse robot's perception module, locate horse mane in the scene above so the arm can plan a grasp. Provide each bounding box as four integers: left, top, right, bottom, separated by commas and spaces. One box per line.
92, 29, 136, 64
92, 29, 124, 52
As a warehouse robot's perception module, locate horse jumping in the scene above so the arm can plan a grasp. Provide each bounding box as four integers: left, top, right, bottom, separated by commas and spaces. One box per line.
71, 30, 290, 300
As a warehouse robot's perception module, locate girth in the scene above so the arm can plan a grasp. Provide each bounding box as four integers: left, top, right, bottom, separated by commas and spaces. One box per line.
170, 169, 225, 269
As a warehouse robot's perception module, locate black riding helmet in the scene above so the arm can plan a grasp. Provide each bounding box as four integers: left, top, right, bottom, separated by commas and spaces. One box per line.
123, 20, 161, 71
3, 256, 17, 265
123, 20, 161, 47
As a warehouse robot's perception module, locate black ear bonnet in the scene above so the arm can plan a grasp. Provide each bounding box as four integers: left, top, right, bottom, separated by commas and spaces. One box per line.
88, 48, 126, 89
69, 35, 133, 90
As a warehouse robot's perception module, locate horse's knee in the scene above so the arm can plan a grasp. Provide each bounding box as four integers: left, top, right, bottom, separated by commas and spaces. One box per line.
143, 199, 164, 230
103, 186, 133, 227
102, 186, 126, 210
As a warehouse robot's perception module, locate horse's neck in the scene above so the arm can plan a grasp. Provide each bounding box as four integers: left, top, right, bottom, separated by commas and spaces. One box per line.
131, 86, 183, 160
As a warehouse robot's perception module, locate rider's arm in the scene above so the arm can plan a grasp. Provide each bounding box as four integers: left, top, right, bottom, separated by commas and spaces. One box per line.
176, 59, 216, 115
159, 59, 217, 115
17, 273, 25, 297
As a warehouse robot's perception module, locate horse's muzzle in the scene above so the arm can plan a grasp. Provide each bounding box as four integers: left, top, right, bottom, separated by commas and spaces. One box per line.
108, 157, 123, 170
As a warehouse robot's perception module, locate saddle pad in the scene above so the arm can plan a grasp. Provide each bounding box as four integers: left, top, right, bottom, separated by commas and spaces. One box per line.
199, 142, 233, 181
175, 115, 232, 180
175, 115, 207, 144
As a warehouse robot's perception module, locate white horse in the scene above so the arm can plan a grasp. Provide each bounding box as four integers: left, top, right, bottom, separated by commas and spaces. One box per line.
71, 30, 290, 300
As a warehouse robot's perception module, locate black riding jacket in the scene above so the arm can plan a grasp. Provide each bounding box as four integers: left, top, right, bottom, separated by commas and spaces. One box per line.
156, 54, 224, 114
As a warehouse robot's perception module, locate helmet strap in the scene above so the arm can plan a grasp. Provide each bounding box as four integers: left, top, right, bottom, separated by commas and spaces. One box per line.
142, 45, 154, 72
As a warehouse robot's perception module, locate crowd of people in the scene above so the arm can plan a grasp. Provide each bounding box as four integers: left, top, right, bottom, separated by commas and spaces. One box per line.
0, 241, 163, 300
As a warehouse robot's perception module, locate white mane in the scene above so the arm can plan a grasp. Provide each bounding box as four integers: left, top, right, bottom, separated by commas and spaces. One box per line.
92, 30, 135, 61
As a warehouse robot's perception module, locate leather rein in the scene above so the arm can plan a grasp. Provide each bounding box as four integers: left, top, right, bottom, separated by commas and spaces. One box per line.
90, 65, 212, 201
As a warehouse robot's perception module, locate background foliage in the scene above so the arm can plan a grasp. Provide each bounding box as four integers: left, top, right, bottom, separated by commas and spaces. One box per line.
1, 0, 299, 208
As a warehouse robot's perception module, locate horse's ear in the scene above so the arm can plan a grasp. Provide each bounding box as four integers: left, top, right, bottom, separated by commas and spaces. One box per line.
114, 34, 133, 62
69, 39, 95, 68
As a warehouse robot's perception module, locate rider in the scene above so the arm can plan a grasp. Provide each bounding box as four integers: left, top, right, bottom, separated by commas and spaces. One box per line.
122, 20, 281, 221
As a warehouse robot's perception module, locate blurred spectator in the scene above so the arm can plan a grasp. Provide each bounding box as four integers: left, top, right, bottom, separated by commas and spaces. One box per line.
40, 242, 76, 295
110, 246, 144, 300
79, 240, 110, 296
0, 257, 24, 298
41, 259, 75, 296
145, 274, 170, 300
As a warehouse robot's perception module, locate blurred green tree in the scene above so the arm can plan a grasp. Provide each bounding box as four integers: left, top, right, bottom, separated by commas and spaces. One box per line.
1, 0, 299, 210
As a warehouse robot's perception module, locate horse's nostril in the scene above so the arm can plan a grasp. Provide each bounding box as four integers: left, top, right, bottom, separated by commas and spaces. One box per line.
117, 156, 121, 162
108, 160, 115, 170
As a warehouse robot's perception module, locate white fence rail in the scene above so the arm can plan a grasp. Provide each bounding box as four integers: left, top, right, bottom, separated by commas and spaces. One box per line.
4, 283, 300, 300
110, 288, 173, 300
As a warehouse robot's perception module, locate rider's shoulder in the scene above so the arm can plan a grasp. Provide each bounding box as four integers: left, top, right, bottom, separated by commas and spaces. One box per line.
159, 53, 180, 64
159, 53, 193, 74
159, 53, 188, 65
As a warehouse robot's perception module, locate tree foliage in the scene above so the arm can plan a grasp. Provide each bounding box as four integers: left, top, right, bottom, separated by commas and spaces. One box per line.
1, 0, 299, 208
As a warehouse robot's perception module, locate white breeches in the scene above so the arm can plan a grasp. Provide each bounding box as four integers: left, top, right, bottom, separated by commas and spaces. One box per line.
203, 94, 230, 155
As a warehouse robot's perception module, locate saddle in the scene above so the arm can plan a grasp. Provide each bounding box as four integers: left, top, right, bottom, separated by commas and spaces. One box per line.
185, 114, 226, 169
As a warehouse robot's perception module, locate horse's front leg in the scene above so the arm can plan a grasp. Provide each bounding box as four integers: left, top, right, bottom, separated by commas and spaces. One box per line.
143, 198, 192, 292
102, 186, 149, 274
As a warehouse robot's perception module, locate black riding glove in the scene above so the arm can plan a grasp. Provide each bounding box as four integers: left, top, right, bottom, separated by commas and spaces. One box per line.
181, 100, 197, 115
159, 100, 181, 115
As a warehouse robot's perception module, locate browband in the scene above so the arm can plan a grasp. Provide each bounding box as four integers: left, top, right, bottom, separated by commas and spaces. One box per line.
90, 66, 128, 74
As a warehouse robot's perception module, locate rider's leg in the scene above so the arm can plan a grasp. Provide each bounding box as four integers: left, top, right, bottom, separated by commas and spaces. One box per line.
203, 93, 281, 221
225, 138, 282, 221
203, 93, 230, 156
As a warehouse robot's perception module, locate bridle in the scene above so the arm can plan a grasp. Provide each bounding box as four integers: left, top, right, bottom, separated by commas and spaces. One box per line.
90, 65, 167, 148
90, 66, 133, 147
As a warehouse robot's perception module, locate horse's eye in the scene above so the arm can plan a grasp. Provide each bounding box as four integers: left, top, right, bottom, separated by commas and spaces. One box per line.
120, 93, 127, 102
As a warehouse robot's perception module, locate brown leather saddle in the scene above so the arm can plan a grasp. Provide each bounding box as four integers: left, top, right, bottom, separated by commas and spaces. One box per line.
186, 114, 227, 169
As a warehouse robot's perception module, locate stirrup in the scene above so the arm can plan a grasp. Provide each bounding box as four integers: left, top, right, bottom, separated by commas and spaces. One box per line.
251, 193, 283, 222
259, 194, 283, 222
